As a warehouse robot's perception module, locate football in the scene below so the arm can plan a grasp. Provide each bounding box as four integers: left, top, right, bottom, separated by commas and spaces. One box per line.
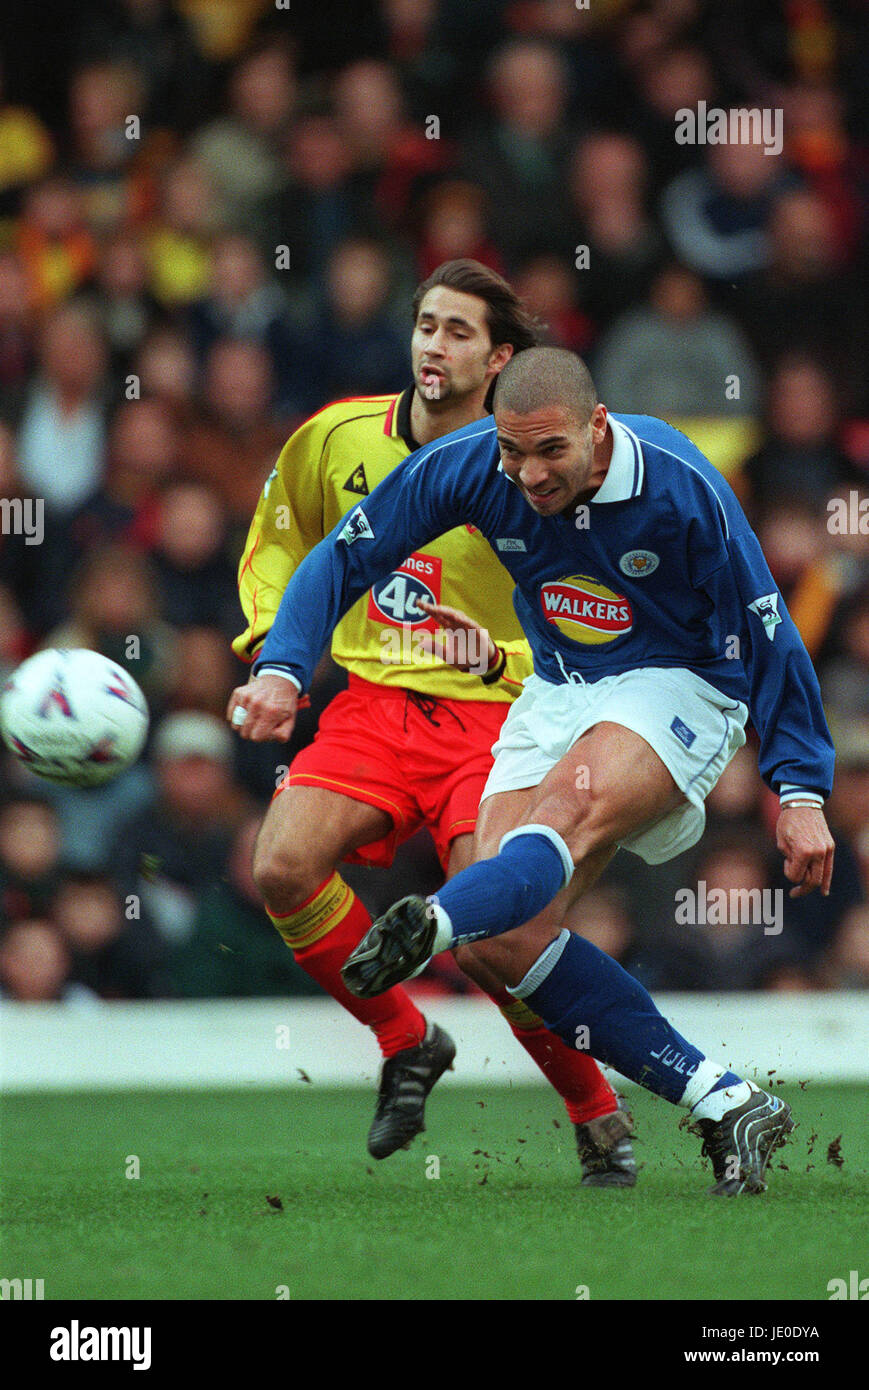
0, 648, 149, 787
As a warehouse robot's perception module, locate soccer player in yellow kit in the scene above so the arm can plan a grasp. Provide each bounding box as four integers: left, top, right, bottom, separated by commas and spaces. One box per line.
232, 260, 635, 1182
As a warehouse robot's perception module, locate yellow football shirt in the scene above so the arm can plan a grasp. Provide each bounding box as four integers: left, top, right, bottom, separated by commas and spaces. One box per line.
233, 388, 532, 702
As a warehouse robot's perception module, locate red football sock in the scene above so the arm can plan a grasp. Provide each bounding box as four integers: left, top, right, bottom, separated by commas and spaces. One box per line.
268, 874, 427, 1059
490, 986, 618, 1125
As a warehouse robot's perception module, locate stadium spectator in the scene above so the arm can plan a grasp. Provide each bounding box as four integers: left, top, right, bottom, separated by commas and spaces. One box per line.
659, 128, 795, 284
0, 422, 67, 635
744, 354, 857, 511
825, 718, 869, 895
147, 155, 220, 308
149, 480, 238, 634
67, 60, 153, 233
642, 832, 801, 992
593, 264, 761, 418
14, 178, 97, 315
734, 190, 860, 392
291, 238, 409, 413
72, 0, 211, 137
823, 904, 869, 988
68, 398, 180, 557
16, 302, 108, 516
52, 871, 167, 999
621, 42, 718, 185
186, 231, 295, 393
753, 499, 844, 660
0, 795, 63, 927
190, 40, 296, 230
108, 711, 252, 947
180, 337, 286, 519
43, 542, 178, 711
133, 325, 198, 424
821, 585, 869, 719
0, 918, 98, 1004
164, 626, 238, 719
415, 180, 505, 281
461, 40, 575, 267
331, 59, 452, 233
567, 132, 667, 329
0, 252, 36, 418
0, 584, 30, 682
256, 105, 356, 291
169, 813, 326, 997
86, 229, 163, 391
514, 253, 592, 355
0, 66, 54, 215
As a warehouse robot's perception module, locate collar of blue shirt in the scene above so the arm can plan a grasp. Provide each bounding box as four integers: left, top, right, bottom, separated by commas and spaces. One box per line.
589, 415, 645, 504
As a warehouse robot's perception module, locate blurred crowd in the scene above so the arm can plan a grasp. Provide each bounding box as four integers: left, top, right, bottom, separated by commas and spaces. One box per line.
0, 0, 866, 1004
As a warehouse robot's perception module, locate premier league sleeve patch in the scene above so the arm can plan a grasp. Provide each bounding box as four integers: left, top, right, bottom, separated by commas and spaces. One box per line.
747, 593, 782, 641
339, 506, 375, 546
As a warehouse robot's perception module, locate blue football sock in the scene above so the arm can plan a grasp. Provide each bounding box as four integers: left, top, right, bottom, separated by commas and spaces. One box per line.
430, 826, 572, 948
518, 930, 714, 1103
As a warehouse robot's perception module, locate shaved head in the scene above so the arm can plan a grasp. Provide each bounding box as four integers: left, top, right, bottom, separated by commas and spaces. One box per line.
493, 346, 598, 424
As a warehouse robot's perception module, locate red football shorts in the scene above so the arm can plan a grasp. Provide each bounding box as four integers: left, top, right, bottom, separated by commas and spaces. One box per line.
277, 674, 511, 871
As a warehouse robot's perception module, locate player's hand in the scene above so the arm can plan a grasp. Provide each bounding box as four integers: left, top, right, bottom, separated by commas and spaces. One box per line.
776, 805, 835, 898
226, 673, 299, 742
414, 598, 497, 674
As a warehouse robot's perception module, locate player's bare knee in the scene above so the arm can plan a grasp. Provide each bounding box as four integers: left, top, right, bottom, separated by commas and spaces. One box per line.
252, 840, 323, 913
531, 789, 609, 863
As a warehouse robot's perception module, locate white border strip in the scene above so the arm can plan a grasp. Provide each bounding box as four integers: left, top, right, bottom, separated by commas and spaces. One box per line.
1, 994, 867, 1090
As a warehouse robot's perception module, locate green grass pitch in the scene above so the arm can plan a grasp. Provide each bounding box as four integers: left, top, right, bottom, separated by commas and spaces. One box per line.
1, 1083, 865, 1301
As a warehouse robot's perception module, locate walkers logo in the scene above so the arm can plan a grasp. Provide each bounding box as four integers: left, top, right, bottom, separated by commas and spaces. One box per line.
368, 552, 443, 630
539, 575, 633, 645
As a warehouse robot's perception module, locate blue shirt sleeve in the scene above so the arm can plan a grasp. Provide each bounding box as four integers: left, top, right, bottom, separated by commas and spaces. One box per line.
694, 512, 835, 798
254, 440, 473, 690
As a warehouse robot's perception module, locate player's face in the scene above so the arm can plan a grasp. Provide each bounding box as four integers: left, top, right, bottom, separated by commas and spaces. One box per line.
411, 287, 508, 405
496, 403, 610, 516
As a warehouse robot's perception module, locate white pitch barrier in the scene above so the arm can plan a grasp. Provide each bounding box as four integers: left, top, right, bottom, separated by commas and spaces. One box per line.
1, 993, 867, 1091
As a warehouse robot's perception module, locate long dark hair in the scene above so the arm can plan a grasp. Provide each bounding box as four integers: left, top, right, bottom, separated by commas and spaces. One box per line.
412, 259, 542, 354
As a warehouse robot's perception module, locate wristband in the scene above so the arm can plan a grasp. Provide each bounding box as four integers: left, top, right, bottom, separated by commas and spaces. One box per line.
481, 646, 507, 685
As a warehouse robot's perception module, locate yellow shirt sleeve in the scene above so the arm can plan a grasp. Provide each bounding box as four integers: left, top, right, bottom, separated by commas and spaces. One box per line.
232, 412, 328, 663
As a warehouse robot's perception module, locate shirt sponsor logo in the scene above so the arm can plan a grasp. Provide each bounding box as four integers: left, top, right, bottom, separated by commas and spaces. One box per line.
339, 506, 374, 545
496, 537, 527, 552
748, 592, 782, 641
368, 552, 443, 629
539, 575, 633, 645
619, 549, 659, 577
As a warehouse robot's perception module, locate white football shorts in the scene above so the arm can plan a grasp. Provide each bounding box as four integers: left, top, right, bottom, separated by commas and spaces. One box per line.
480, 668, 749, 864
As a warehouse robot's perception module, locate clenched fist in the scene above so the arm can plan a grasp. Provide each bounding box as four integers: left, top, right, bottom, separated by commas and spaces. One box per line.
226, 672, 299, 742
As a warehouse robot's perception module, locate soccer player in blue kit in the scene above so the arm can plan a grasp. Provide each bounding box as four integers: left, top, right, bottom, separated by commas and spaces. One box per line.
229, 348, 836, 1196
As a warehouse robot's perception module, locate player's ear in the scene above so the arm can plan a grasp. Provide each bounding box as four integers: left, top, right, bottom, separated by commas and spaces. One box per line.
590, 402, 608, 442
489, 342, 514, 376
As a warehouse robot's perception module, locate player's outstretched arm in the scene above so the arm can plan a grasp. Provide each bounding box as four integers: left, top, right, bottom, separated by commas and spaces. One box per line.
775, 803, 835, 898
226, 672, 299, 742
241, 437, 482, 702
